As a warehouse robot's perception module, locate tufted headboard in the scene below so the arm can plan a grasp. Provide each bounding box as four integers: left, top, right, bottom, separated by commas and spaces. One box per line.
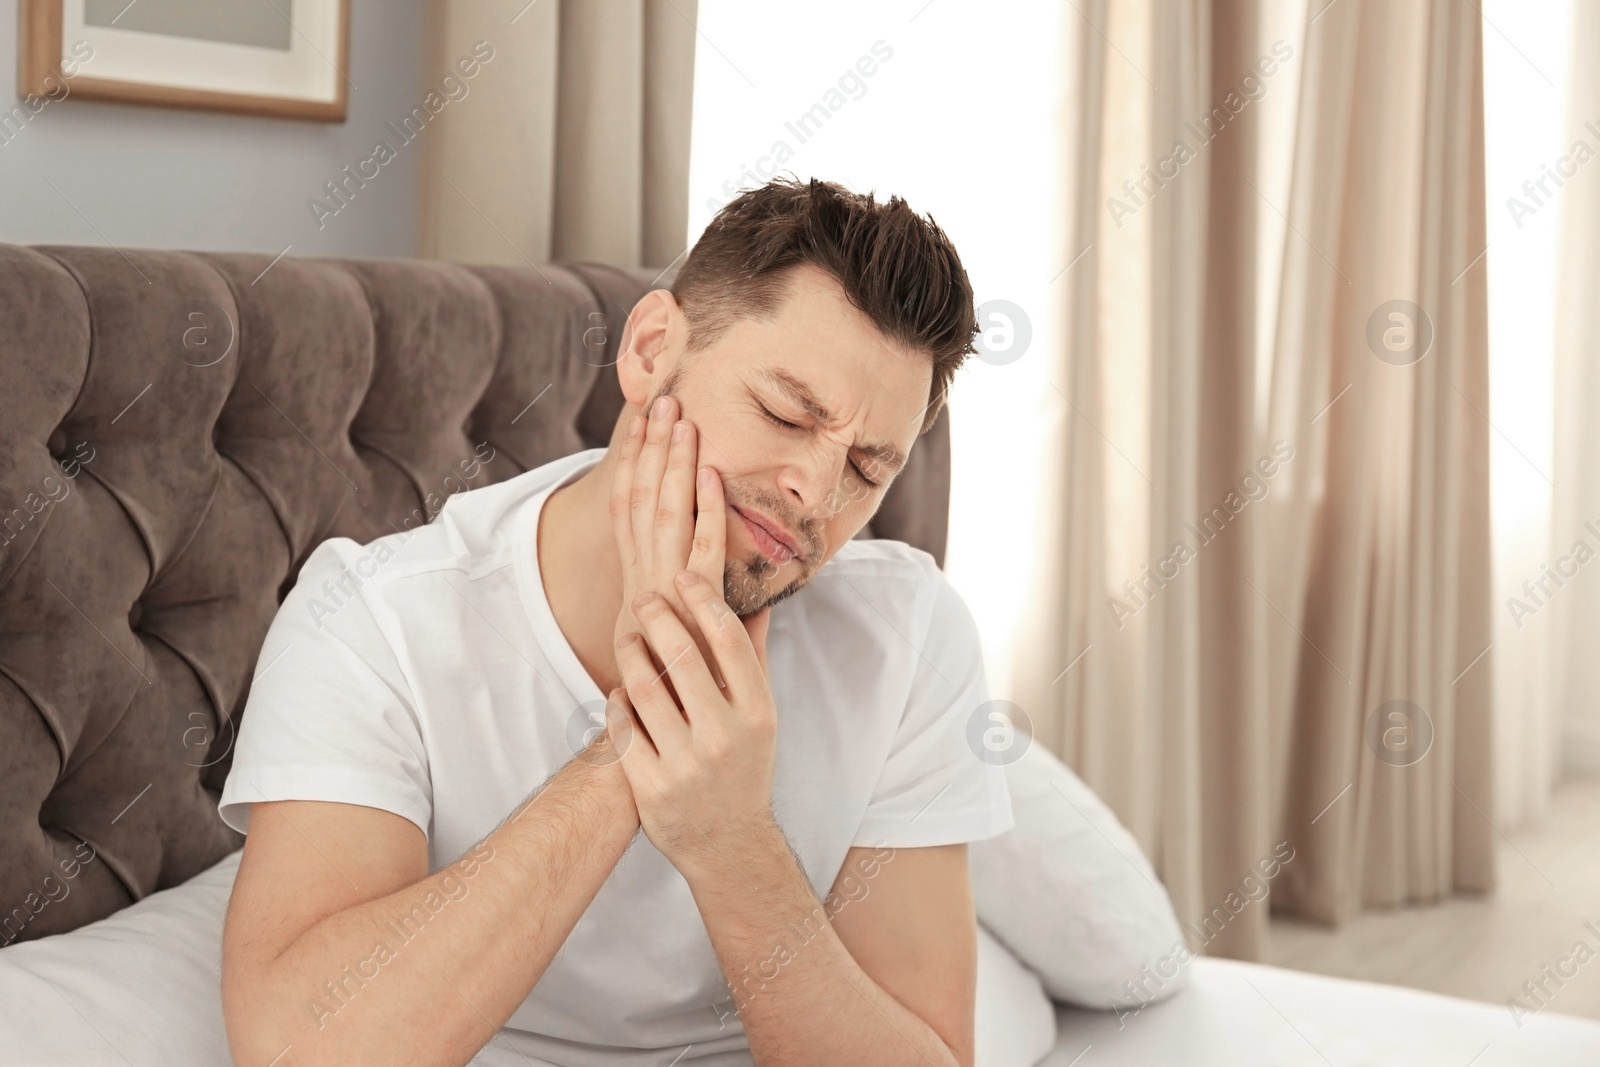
0, 245, 952, 944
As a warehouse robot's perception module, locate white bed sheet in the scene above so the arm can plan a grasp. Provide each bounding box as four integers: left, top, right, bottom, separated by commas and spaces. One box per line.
1042, 956, 1600, 1066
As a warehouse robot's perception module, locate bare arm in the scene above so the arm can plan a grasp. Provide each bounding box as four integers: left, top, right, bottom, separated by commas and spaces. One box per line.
221, 736, 638, 1067
688, 835, 975, 1067
827, 844, 977, 1065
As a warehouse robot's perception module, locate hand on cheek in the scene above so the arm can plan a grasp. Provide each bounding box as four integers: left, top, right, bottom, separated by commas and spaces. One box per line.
610, 393, 730, 684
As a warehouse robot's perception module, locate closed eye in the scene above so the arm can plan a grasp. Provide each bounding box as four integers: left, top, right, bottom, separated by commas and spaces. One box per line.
758, 405, 881, 490
758, 405, 801, 431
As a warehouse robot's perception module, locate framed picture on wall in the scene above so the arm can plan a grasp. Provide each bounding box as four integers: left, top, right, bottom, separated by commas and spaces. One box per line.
18, 0, 351, 122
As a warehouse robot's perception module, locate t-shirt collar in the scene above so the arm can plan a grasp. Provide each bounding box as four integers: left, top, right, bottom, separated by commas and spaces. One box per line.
512, 447, 609, 708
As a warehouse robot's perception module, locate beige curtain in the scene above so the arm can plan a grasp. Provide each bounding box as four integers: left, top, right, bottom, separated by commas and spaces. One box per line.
1016, 0, 1495, 959
420, 0, 698, 268
1553, 1, 1600, 778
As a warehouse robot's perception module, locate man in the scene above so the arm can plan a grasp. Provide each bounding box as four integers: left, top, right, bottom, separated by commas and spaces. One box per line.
218, 177, 1013, 1067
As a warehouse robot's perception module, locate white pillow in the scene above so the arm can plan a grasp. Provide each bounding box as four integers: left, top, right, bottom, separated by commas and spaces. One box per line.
971, 742, 1190, 1009
0, 848, 239, 1066
0, 847, 1057, 1066
975, 922, 1059, 1066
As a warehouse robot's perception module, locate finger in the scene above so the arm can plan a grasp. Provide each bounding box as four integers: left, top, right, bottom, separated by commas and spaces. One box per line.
632, 592, 726, 720
686, 464, 727, 587
674, 570, 765, 706
675, 467, 729, 687
606, 685, 656, 765
616, 630, 689, 757
632, 395, 678, 571
742, 605, 772, 678
657, 419, 698, 572
610, 414, 646, 572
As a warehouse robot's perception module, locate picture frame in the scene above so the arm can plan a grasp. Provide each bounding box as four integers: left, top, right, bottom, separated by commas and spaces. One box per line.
18, 0, 351, 122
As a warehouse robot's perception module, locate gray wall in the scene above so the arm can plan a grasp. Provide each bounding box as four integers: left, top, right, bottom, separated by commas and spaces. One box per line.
0, 0, 423, 257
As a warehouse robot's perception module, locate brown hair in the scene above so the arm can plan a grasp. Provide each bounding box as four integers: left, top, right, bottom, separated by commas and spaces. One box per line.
669, 177, 978, 435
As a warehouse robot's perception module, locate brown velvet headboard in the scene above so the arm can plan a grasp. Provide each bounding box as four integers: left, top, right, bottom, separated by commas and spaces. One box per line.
0, 245, 951, 944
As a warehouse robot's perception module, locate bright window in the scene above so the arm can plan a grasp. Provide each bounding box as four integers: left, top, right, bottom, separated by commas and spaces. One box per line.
688, 1, 1066, 697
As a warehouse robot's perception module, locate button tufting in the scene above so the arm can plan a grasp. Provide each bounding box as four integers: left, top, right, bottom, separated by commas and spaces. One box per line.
128, 601, 143, 630
47, 426, 67, 462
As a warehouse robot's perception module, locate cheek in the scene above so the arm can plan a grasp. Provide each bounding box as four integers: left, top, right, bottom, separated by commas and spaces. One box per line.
817, 489, 878, 543
705, 433, 771, 485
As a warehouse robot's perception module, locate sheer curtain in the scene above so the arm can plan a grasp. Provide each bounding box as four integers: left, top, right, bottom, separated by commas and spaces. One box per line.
1014, 0, 1496, 958
1481, 0, 1569, 831
1552, 1, 1600, 780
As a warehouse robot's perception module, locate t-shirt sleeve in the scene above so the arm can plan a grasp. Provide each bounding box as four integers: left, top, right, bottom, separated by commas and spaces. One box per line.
850, 559, 1015, 849
217, 537, 432, 838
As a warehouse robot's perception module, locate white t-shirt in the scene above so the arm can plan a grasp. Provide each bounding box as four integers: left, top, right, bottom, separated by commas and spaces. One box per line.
218, 446, 1013, 1067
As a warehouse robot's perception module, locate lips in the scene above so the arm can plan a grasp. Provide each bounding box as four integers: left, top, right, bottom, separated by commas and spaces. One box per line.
733, 505, 801, 564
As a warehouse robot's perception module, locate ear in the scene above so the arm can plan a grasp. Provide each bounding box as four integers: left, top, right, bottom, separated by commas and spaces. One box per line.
616, 289, 680, 408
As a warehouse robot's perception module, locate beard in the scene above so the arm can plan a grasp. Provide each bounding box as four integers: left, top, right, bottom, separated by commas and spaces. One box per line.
724, 552, 808, 618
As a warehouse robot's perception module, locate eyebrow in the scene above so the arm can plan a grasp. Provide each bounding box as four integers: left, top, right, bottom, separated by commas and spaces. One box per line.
754, 367, 908, 477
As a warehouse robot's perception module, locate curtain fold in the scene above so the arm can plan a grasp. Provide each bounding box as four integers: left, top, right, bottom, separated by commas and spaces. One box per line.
421, 0, 697, 269
1019, 0, 1496, 959
1267, 0, 1495, 921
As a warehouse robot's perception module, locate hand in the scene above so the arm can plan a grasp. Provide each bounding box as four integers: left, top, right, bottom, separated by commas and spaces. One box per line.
611, 394, 728, 680
605, 569, 776, 881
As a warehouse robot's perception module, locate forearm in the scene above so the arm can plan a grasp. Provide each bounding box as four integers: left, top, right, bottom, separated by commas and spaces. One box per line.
231, 747, 639, 1067
687, 821, 958, 1067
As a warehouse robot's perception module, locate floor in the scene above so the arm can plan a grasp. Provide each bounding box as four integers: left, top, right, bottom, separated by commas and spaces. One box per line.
1267, 775, 1600, 1023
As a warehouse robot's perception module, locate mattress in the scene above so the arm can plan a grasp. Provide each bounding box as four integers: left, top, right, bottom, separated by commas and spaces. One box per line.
1044, 956, 1600, 1066
2, 847, 1597, 1066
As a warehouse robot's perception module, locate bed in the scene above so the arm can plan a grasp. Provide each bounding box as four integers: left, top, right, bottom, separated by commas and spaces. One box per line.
2, 243, 1596, 1065
1, 847, 1596, 1065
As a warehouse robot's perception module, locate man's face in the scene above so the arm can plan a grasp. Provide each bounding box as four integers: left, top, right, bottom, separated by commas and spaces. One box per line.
647, 265, 932, 616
